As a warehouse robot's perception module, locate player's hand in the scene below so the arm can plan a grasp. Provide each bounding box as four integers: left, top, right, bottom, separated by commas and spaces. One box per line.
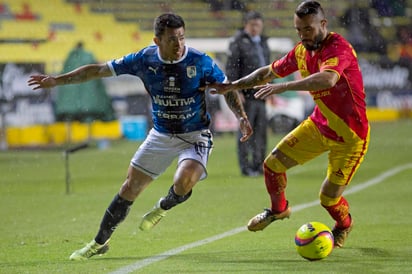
203, 82, 235, 95
239, 117, 253, 142
254, 83, 287, 99
27, 75, 57, 90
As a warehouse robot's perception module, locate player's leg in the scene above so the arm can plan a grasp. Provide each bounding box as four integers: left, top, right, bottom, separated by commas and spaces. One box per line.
139, 129, 213, 231
96, 166, 152, 242
319, 180, 352, 248
246, 150, 294, 231
248, 119, 326, 231
70, 129, 167, 260
139, 159, 203, 231
320, 133, 369, 248
69, 166, 152, 261
165, 158, 203, 208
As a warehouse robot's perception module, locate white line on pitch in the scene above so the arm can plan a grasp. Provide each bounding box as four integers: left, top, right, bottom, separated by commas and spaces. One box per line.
109, 163, 412, 274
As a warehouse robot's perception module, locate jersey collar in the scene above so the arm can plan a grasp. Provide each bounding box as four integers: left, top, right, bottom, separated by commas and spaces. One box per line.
157, 46, 188, 64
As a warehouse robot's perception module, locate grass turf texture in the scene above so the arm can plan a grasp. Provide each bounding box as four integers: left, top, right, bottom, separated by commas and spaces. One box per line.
1, 120, 411, 273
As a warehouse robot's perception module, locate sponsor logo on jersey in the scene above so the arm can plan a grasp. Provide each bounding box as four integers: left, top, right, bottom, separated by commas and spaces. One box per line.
153, 95, 195, 107
157, 111, 196, 120
311, 90, 331, 99
164, 76, 181, 93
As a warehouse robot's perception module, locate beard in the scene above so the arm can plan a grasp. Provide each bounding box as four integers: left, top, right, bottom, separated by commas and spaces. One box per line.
302, 32, 324, 51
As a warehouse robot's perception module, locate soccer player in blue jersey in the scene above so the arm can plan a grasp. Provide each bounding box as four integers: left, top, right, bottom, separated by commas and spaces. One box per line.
28, 13, 252, 260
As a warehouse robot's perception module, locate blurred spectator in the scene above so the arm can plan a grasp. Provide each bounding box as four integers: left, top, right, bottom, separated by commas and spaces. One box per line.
230, 0, 247, 11
63, 42, 94, 71
226, 11, 270, 176
205, 0, 224, 12
340, 4, 387, 54
371, 0, 406, 17
396, 26, 412, 67
204, 0, 246, 12
392, 25, 412, 82
56, 42, 115, 122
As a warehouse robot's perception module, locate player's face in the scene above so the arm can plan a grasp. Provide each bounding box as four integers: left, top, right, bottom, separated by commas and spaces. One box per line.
294, 14, 327, 51
155, 27, 185, 61
244, 18, 264, 37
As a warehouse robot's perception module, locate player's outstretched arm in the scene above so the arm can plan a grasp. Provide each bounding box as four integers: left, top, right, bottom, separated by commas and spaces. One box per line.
207, 65, 275, 95
254, 70, 339, 99
28, 63, 112, 90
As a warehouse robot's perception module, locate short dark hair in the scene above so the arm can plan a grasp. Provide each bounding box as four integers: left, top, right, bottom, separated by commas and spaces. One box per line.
295, 1, 325, 18
243, 11, 263, 24
154, 13, 185, 37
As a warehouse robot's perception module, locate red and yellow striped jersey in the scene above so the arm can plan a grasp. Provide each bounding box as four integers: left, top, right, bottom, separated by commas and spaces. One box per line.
271, 32, 369, 141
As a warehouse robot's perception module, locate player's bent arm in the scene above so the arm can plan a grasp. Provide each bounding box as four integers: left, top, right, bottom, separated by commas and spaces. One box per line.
55, 64, 112, 86
223, 90, 248, 120
283, 70, 339, 91
224, 90, 253, 142
232, 65, 276, 90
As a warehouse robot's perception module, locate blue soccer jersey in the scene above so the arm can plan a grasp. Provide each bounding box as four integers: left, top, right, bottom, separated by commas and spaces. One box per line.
107, 45, 226, 134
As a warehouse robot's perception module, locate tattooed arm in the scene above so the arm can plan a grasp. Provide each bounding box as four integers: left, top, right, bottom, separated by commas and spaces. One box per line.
231, 65, 276, 91
223, 90, 253, 142
206, 65, 276, 95
28, 64, 112, 90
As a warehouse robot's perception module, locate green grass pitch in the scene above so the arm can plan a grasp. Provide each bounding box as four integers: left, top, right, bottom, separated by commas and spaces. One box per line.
1, 120, 411, 273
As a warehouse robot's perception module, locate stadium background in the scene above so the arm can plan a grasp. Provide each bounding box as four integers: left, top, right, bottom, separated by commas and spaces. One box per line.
0, 0, 411, 148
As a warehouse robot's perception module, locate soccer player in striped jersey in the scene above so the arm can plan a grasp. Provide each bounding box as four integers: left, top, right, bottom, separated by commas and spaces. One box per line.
207, 1, 369, 248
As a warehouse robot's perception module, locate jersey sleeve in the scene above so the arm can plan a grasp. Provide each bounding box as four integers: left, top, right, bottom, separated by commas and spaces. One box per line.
107, 51, 144, 76
203, 54, 226, 84
271, 46, 299, 77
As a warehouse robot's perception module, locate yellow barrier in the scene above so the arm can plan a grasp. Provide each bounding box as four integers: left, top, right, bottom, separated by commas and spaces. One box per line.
91, 120, 122, 140
47, 122, 68, 145
21, 125, 48, 145
366, 107, 400, 122
6, 120, 123, 147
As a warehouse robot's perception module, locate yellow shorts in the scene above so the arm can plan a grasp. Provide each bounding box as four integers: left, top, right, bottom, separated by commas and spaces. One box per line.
275, 118, 370, 186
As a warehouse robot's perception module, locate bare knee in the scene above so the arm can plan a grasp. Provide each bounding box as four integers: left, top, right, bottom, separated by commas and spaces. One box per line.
320, 178, 346, 198
173, 160, 203, 195
319, 178, 346, 206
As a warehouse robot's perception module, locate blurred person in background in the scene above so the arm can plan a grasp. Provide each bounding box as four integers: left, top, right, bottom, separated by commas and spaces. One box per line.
395, 25, 412, 83
57, 41, 115, 122
340, 2, 387, 55
29, 13, 252, 260
207, 1, 370, 248
226, 11, 271, 177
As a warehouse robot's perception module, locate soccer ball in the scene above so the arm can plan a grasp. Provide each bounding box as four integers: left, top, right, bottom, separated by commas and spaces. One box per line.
294, 221, 334, 261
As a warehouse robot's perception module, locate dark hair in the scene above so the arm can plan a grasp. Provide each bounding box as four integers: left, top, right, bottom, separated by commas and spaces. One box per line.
295, 1, 325, 18
243, 11, 263, 24
154, 13, 185, 37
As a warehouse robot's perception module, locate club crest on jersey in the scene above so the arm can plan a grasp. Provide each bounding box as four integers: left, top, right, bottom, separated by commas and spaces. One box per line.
322, 57, 339, 67
187, 66, 196, 78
